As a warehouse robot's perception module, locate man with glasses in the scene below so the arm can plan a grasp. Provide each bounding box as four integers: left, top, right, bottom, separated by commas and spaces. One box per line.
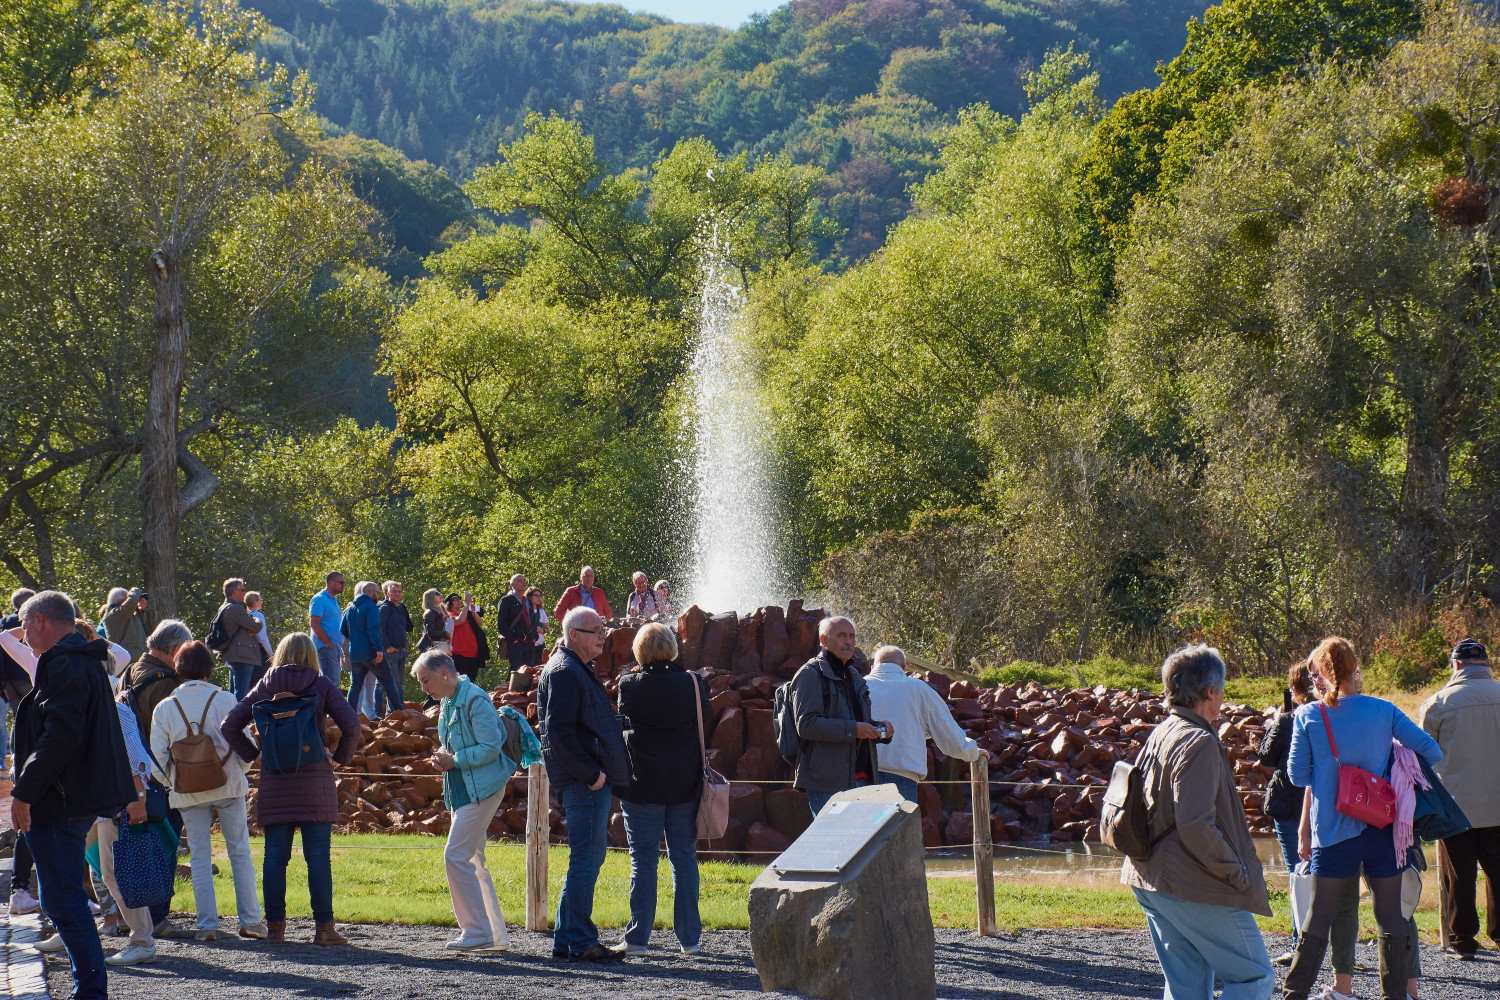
789, 616, 893, 817
536, 607, 627, 964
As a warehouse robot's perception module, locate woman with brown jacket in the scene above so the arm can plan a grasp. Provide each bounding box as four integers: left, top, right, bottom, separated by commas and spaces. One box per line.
1123, 643, 1275, 1000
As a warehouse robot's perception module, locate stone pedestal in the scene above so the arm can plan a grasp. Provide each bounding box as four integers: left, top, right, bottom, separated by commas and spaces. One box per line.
748, 785, 936, 1000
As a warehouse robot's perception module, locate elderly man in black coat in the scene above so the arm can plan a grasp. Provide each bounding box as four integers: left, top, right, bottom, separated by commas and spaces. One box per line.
11, 590, 136, 1000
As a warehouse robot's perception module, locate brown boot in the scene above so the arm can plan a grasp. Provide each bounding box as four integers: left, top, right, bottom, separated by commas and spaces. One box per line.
313, 922, 348, 946
266, 920, 285, 943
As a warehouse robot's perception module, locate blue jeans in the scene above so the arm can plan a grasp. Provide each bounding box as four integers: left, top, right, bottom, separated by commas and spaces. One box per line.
554, 782, 611, 954
878, 771, 919, 804
262, 822, 333, 923
27, 818, 107, 999
807, 776, 872, 818
1273, 815, 1300, 943
350, 653, 405, 718
315, 643, 343, 685
228, 661, 258, 700
1132, 887, 1275, 1000
620, 799, 701, 948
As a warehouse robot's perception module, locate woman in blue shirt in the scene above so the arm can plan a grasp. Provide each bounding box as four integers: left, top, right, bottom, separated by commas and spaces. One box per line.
1281, 637, 1440, 1000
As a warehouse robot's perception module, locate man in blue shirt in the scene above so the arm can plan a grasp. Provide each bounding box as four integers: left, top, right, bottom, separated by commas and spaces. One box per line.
308, 572, 346, 685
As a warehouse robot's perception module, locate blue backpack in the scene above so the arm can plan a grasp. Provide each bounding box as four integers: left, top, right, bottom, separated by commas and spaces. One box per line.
251, 690, 323, 773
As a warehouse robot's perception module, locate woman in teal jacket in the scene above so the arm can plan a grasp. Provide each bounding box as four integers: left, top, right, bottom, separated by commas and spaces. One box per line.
413, 650, 515, 952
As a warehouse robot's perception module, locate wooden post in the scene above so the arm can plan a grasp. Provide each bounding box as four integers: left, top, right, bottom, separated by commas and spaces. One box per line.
525, 762, 550, 932
971, 755, 996, 936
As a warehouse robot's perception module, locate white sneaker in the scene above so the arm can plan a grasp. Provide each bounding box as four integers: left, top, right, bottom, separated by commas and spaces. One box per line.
9, 888, 40, 914
35, 933, 65, 953
444, 934, 493, 951
238, 922, 268, 941
1313, 989, 1355, 1000
105, 944, 157, 966
88, 899, 101, 915
608, 940, 648, 955
680, 942, 701, 955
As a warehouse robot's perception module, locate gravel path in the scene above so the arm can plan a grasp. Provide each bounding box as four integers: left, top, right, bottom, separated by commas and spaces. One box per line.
39, 922, 1500, 999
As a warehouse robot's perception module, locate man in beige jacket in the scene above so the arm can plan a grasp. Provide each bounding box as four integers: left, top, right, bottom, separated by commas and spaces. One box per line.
1420, 638, 1500, 959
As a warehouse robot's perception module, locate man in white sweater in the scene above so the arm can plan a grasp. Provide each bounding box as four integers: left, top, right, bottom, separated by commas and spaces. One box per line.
864, 645, 982, 803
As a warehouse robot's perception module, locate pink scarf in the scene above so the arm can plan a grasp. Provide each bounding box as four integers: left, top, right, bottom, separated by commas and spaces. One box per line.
1389, 739, 1430, 867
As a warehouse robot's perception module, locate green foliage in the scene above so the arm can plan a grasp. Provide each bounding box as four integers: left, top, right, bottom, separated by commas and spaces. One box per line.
0, 0, 382, 614
1079, 0, 1421, 250
0, 0, 151, 113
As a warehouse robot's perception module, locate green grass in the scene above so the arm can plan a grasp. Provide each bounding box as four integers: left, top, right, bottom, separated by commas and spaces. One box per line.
192, 834, 1470, 942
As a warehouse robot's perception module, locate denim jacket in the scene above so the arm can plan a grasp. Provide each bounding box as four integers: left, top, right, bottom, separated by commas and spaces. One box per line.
439, 676, 511, 808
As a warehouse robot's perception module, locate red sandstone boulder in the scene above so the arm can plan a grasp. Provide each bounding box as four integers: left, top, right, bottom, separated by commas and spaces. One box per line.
733, 609, 762, 675
699, 612, 739, 673
746, 821, 791, 857
733, 746, 775, 781
764, 788, 812, 841
710, 707, 744, 769
759, 605, 789, 675
678, 605, 708, 671
729, 783, 765, 825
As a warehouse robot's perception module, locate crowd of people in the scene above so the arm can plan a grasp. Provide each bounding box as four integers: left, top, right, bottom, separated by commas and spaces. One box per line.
1123, 636, 1498, 1000
0, 571, 1494, 1000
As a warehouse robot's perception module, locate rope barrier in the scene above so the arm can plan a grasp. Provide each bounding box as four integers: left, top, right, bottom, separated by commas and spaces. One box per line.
308, 773, 1262, 793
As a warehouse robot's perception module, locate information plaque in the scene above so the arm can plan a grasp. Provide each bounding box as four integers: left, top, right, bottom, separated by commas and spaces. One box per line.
769, 799, 902, 875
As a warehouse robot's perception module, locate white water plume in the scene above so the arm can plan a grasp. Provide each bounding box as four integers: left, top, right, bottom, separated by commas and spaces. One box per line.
680, 224, 790, 613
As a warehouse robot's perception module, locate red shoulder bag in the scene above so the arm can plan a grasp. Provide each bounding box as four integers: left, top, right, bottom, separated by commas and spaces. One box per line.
1317, 702, 1396, 829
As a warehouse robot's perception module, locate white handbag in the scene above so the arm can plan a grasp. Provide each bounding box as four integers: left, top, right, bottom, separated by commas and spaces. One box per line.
1288, 860, 1314, 933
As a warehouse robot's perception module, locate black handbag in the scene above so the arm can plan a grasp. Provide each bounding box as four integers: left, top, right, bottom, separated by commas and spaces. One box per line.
143, 777, 169, 823
1262, 769, 1302, 821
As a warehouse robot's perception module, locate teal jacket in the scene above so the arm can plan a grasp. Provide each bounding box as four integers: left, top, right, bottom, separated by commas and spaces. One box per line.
439, 677, 510, 808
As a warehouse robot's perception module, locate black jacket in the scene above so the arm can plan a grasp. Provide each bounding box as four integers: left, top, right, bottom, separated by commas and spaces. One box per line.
497, 592, 534, 644
13, 633, 135, 823
617, 660, 714, 805
378, 600, 413, 651
537, 646, 628, 793
1255, 709, 1301, 820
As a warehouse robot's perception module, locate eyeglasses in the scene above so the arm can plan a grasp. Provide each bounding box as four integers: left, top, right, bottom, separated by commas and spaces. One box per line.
572, 627, 600, 635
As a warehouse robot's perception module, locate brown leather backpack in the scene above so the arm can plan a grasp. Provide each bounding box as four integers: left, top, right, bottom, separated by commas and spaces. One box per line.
167, 691, 232, 794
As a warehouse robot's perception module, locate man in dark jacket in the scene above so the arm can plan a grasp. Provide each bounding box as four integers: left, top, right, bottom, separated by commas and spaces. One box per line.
216, 578, 265, 699
789, 616, 893, 816
12, 590, 136, 1000
497, 574, 535, 674
342, 582, 385, 717
370, 581, 413, 718
537, 606, 626, 964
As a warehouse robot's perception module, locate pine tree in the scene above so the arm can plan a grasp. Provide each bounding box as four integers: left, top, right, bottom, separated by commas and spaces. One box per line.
348, 97, 369, 136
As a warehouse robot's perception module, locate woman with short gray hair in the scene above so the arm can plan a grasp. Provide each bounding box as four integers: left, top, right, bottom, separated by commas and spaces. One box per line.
412, 649, 514, 952
1122, 643, 1275, 1000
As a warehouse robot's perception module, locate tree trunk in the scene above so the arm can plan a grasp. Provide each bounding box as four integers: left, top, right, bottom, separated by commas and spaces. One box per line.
1396, 394, 1449, 593
141, 246, 188, 619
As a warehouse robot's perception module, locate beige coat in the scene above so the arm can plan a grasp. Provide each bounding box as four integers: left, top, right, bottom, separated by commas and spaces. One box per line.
1122, 707, 1271, 916
216, 599, 264, 665
1419, 666, 1500, 829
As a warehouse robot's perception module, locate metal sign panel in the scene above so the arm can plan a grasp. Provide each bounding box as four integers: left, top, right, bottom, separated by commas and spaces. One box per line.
769, 800, 902, 874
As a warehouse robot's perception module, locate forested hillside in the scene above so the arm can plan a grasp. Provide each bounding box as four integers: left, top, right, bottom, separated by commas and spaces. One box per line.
255, 0, 1210, 259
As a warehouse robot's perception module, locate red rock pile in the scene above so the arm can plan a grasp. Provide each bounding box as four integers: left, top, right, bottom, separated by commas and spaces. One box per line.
245, 601, 1278, 856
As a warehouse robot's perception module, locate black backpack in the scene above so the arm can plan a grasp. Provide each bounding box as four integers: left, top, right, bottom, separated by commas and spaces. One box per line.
772, 668, 830, 765
205, 604, 234, 653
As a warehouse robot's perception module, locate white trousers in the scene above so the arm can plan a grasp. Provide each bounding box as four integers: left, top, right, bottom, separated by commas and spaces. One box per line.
93, 820, 154, 947
180, 796, 263, 930
444, 786, 509, 944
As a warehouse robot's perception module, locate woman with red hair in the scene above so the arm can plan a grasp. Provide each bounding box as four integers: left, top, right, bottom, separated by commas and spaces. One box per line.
1281, 638, 1441, 1000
